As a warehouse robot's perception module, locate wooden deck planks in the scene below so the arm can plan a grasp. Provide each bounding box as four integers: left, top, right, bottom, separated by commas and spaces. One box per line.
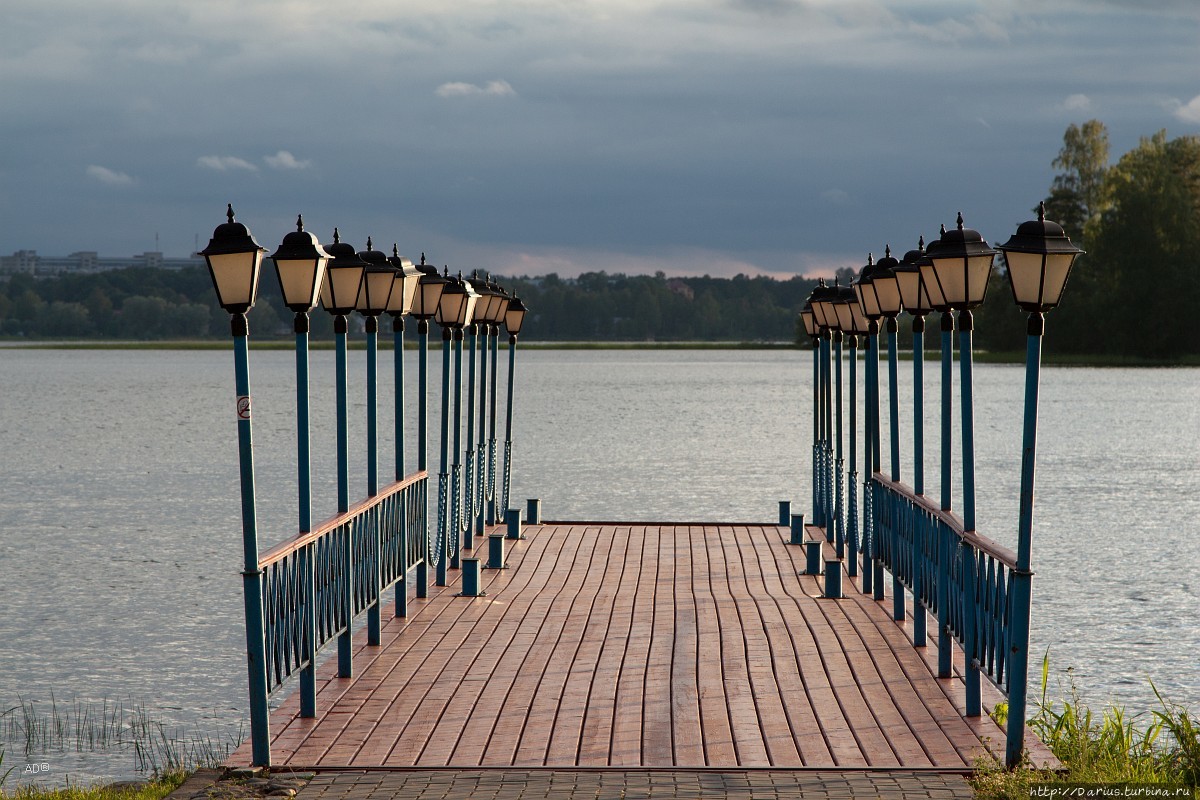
240, 521, 1035, 771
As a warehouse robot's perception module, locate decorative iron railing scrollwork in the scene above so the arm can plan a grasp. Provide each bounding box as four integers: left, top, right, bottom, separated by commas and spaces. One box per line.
871, 472, 1017, 696
258, 471, 428, 695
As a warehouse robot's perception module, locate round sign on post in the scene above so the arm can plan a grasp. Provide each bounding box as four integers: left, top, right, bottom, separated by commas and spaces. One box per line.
237, 395, 252, 421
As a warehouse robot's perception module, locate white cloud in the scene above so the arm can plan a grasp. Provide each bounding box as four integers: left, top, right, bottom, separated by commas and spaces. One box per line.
264, 150, 312, 170
435, 79, 516, 98
1063, 93, 1092, 112
1172, 94, 1200, 124
86, 165, 134, 186
197, 155, 259, 172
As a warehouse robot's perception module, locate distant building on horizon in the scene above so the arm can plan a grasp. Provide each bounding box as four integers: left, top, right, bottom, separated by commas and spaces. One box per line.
0, 249, 204, 278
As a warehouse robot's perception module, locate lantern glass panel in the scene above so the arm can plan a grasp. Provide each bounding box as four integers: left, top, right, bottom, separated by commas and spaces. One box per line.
855, 281, 881, 318
274, 257, 325, 311
873, 274, 903, 316
919, 262, 947, 310
325, 266, 365, 314
357, 269, 395, 314
895, 269, 921, 311
833, 301, 854, 331
207, 251, 263, 311
504, 304, 526, 334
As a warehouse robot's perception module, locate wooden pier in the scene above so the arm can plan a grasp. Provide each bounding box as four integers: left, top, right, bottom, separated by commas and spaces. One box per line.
228, 521, 1054, 772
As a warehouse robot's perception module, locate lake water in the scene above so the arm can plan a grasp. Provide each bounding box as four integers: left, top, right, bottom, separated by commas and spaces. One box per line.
1, 347, 1197, 786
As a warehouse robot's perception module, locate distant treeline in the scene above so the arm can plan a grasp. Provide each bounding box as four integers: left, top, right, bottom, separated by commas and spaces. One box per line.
3, 121, 1197, 355
0, 264, 819, 343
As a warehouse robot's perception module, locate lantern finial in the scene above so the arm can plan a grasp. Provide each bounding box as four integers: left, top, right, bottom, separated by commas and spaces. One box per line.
295, 214, 304, 232
226, 204, 235, 224
1038, 201, 1046, 221
918, 235, 925, 251
366, 236, 374, 251
333, 227, 341, 244
956, 212, 964, 231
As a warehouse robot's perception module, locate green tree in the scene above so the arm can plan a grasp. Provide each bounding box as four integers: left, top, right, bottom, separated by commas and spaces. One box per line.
1081, 131, 1200, 357
1044, 120, 1110, 244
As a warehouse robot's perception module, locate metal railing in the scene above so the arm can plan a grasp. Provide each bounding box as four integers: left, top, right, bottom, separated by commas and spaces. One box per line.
258, 471, 428, 695
871, 472, 1017, 698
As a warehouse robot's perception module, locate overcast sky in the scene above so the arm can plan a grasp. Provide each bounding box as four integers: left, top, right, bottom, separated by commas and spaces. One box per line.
2, 0, 1198, 279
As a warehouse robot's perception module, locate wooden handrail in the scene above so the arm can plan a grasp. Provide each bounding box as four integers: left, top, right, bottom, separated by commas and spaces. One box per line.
258, 470, 428, 568
871, 471, 1019, 570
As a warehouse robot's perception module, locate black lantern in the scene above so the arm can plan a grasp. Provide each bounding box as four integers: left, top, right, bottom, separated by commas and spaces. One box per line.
925, 213, 996, 311
320, 229, 367, 316
201, 204, 267, 314
271, 214, 329, 313
410, 254, 449, 321
894, 237, 934, 318
870, 246, 904, 318
387, 246, 422, 317
854, 255, 881, 320
800, 299, 818, 338
434, 270, 479, 329
355, 237, 395, 316
832, 284, 859, 332
504, 295, 527, 337
997, 202, 1085, 313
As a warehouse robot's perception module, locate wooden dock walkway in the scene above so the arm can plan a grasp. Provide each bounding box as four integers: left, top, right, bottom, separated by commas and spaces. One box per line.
229, 521, 1054, 772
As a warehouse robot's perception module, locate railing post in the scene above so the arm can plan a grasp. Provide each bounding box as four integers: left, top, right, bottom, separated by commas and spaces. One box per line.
810, 335, 820, 529
958, 309, 981, 710
230, 314, 271, 767
465, 322, 478, 551
488, 325, 501, 525
294, 312, 317, 717
937, 310, 954, 678
437, 326, 451, 587
864, 323, 873, 594
1006, 312, 1045, 766
846, 334, 858, 577
887, 316, 903, 621
472, 319, 482, 537
833, 330, 845, 557
501, 332, 519, 515
778, 500, 791, 527
416, 319, 430, 599
393, 315, 408, 617
334, 314, 353, 678
912, 314, 927, 647
451, 327, 464, 570
365, 315, 381, 646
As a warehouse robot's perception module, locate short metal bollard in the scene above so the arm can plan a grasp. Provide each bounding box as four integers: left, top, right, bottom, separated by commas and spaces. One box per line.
460, 558, 484, 597
804, 540, 823, 575
487, 533, 506, 569
824, 560, 843, 599
790, 513, 806, 545
506, 507, 523, 540
526, 498, 542, 525
778, 500, 791, 527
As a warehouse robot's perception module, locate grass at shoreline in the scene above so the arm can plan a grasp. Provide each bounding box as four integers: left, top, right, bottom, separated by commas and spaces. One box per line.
0, 771, 185, 800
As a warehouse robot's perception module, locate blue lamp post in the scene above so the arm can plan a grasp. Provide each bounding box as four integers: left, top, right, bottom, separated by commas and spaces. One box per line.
924, 212, 996, 717
433, 271, 478, 584
472, 277, 509, 537
200, 204, 270, 766
854, 255, 892, 599
918, 231, 956, 678
318, 229, 367, 677
355, 239, 395, 645
485, 281, 511, 526
799, 299, 820, 531
894, 237, 935, 648
269, 214, 329, 718
812, 283, 843, 553
387, 246, 421, 617
408, 257, 448, 595
997, 202, 1083, 767
808, 281, 837, 537
500, 295, 528, 521
832, 284, 864, 571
